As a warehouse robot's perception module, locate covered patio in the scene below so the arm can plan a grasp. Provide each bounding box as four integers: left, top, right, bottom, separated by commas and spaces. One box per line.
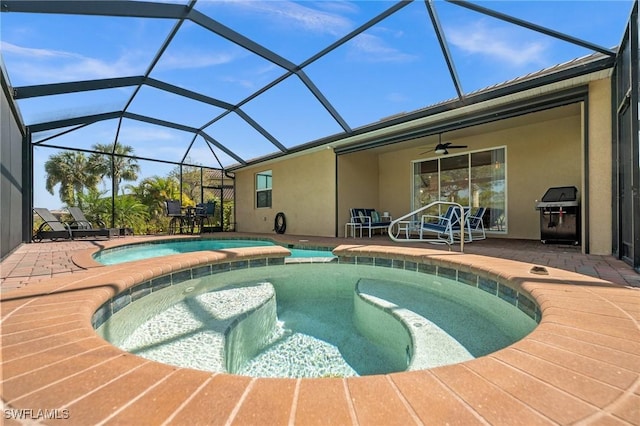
1, 1, 639, 424
1, 0, 638, 270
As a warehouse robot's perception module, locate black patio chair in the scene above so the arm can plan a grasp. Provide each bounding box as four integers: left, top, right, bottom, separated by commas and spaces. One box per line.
165, 200, 185, 234
195, 201, 216, 234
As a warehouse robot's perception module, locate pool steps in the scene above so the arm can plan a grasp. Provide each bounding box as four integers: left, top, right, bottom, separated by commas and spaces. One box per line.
355, 278, 474, 371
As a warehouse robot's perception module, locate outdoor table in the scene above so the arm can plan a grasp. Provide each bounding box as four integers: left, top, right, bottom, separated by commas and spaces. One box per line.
181, 206, 196, 234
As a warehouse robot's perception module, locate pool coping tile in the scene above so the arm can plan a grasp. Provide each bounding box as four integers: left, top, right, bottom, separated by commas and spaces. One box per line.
1, 239, 639, 425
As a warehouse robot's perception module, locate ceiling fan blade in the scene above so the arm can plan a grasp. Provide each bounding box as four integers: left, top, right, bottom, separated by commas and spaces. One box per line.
420, 135, 466, 155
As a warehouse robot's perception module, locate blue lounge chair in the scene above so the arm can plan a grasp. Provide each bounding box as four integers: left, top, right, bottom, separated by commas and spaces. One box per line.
451, 207, 486, 242
466, 207, 486, 241
419, 205, 462, 244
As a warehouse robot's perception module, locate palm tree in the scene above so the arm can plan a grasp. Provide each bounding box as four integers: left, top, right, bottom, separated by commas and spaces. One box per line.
113, 195, 149, 231
91, 143, 140, 196
129, 176, 181, 221
128, 176, 183, 233
44, 151, 100, 208
76, 188, 110, 226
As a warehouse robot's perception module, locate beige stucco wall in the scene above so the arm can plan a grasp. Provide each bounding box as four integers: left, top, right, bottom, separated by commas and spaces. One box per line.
346, 107, 583, 241
234, 79, 613, 251
336, 151, 379, 233
504, 115, 582, 239
587, 78, 613, 254
235, 149, 336, 237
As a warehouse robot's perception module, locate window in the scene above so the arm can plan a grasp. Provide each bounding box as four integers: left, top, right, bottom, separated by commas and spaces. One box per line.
413, 147, 506, 232
256, 170, 272, 208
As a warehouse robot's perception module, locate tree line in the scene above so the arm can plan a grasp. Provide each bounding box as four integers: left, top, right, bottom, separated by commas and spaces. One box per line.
41, 143, 231, 234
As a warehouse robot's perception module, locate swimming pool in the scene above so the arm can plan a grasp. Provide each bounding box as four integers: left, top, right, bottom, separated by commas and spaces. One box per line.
96, 261, 537, 378
93, 238, 335, 265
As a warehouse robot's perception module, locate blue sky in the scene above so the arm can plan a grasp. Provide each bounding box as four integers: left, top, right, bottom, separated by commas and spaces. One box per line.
0, 0, 634, 209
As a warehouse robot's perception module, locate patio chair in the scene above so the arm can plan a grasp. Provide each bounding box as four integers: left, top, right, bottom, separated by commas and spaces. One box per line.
67, 206, 106, 230
467, 207, 486, 241
165, 200, 185, 235
195, 201, 216, 234
348, 208, 391, 238
419, 205, 462, 244
451, 207, 486, 242
33, 208, 110, 242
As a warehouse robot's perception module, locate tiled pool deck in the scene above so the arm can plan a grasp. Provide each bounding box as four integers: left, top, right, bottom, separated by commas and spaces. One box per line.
1, 233, 639, 425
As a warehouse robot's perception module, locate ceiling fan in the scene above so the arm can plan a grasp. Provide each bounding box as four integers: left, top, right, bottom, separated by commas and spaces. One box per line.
420, 134, 467, 155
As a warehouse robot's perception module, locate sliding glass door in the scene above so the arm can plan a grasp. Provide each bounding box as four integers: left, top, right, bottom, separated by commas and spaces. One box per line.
413, 147, 506, 232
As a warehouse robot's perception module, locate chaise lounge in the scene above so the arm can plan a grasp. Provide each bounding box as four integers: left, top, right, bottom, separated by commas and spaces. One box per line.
67, 206, 106, 229
32, 208, 111, 242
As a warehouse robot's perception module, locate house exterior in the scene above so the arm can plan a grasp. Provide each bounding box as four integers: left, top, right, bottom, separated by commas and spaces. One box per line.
233, 70, 611, 250
0, 2, 637, 271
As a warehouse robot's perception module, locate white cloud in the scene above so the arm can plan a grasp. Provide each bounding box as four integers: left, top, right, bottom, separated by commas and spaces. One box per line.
220, 75, 258, 90
349, 33, 418, 63
313, 1, 359, 16
1, 41, 73, 59
1, 39, 242, 85
156, 50, 238, 71
209, 0, 353, 36
447, 21, 547, 67
386, 92, 409, 103
1, 41, 143, 83
220, 63, 279, 90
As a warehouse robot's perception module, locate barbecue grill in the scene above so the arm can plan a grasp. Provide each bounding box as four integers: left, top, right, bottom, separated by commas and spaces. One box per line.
535, 186, 580, 245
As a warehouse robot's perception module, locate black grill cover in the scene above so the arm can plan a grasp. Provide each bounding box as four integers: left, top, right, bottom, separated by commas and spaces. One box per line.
537, 186, 579, 208
541, 186, 578, 203
536, 186, 580, 245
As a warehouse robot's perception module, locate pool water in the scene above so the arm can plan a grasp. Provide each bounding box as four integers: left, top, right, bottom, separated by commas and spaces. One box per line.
237, 287, 401, 377
93, 239, 335, 265
100, 264, 536, 378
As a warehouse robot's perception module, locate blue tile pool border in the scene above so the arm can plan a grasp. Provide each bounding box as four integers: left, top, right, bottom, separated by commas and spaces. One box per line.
92, 254, 542, 330
92, 237, 336, 263
335, 255, 541, 323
